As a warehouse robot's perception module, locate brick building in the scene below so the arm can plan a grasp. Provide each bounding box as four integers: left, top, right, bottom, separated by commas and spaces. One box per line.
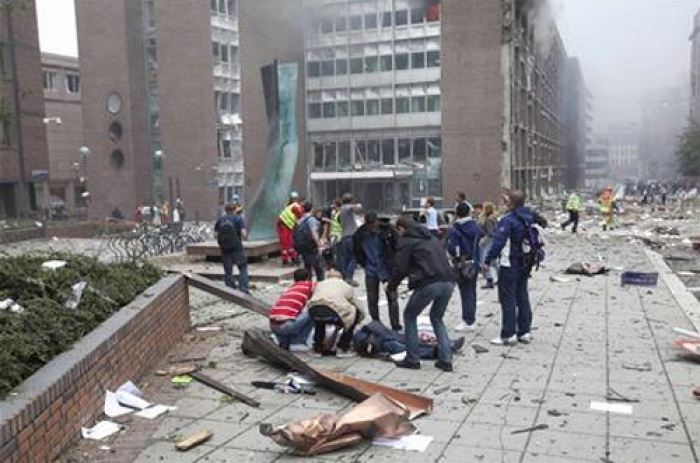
0, 0, 49, 218
41, 53, 84, 218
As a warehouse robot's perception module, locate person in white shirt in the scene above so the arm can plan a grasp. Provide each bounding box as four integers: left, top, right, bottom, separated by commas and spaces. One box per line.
423, 196, 439, 235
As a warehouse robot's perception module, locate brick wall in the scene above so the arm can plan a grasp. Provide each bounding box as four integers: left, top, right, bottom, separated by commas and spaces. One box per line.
0, 274, 190, 462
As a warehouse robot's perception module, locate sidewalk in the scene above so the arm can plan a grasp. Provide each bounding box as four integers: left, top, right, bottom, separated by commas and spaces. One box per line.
68, 233, 700, 463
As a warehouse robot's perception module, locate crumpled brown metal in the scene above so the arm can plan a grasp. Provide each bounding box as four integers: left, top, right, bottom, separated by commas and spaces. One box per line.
260, 393, 416, 456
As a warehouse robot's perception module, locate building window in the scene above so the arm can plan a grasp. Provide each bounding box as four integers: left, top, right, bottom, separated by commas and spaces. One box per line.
398, 139, 411, 163
321, 19, 334, 34
382, 11, 392, 27
308, 102, 322, 119
111, 150, 125, 169
324, 142, 337, 171
339, 141, 352, 170
66, 74, 80, 94
314, 142, 324, 170
411, 96, 425, 113
395, 54, 409, 71
428, 137, 441, 158
349, 15, 362, 30
411, 51, 425, 69
336, 59, 348, 75
396, 97, 410, 114
337, 101, 349, 117
382, 139, 395, 165
221, 44, 229, 62
222, 139, 232, 158
336, 16, 347, 32
349, 57, 364, 74
321, 60, 335, 76
381, 98, 393, 114
365, 56, 379, 73
413, 138, 427, 163
212, 42, 220, 62
366, 99, 379, 116
427, 95, 441, 112
307, 61, 321, 78
427, 50, 440, 67
395, 10, 408, 26
323, 102, 336, 118
351, 100, 365, 116
367, 140, 380, 165
380, 55, 393, 72
43, 71, 56, 91
364, 13, 378, 29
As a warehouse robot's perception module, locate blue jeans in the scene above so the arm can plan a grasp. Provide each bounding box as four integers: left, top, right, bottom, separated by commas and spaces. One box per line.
497, 266, 532, 338
339, 236, 356, 282
481, 242, 498, 283
271, 311, 314, 348
222, 251, 249, 293
302, 251, 325, 281
457, 276, 477, 325
403, 281, 454, 364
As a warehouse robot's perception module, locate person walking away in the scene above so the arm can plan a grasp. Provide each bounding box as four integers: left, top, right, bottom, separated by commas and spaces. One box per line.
454, 191, 472, 210
353, 212, 402, 331
483, 191, 546, 346
328, 199, 342, 270
339, 193, 359, 285
448, 203, 483, 332
277, 192, 303, 266
214, 202, 249, 293
423, 196, 440, 236
661, 185, 667, 206
480, 201, 498, 289
269, 268, 315, 351
599, 187, 615, 231
308, 270, 365, 357
388, 217, 455, 371
293, 201, 325, 281
561, 190, 582, 233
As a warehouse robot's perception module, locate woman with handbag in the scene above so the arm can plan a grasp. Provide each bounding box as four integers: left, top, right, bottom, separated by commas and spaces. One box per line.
447, 202, 484, 332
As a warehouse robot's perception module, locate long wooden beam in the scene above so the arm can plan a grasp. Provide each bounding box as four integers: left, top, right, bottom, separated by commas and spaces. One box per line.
184, 273, 270, 317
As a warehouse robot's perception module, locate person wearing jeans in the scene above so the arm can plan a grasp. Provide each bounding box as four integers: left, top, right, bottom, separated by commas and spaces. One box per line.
387, 217, 455, 371
269, 268, 315, 350
496, 267, 532, 340
215, 202, 249, 294
339, 193, 359, 284
297, 202, 325, 281
479, 202, 498, 289
222, 251, 249, 293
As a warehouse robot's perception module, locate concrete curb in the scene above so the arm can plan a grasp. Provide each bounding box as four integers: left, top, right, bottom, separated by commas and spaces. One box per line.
645, 248, 700, 332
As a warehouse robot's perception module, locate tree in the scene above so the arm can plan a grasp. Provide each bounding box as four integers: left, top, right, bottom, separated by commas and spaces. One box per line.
676, 122, 700, 178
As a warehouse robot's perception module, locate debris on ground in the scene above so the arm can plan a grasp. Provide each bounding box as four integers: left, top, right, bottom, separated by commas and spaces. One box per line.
190, 370, 261, 408
622, 361, 652, 371
260, 393, 415, 456
372, 434, 433, 452
591, 401, 633, 415
620, 271, 659, 287
510, 423, 548, 434
174, 430, 213, 451
155, 364, 199, 376
565, 262, 608, 276
81, 421, 122, 440
471, 344, 489, 354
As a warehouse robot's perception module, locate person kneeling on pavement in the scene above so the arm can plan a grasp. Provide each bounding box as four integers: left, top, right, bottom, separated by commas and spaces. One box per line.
387, 217, 455, 372
268, 268, 315, 351
307, 270, 365, 357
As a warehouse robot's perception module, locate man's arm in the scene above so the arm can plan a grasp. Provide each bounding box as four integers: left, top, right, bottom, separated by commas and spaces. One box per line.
446, 228, 458, 257
485, 218, 511, 264
353, 227, 365, 267
387, 240, 410, 291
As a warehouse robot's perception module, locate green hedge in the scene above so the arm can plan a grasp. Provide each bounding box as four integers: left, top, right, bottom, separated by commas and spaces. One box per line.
0, 253, 163, 398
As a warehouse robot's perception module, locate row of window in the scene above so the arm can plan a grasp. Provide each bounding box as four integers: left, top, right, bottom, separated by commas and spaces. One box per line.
210, 0, 236, 17
212, 41, 238, 64
312, 136, 441, 172
308, 49, 439, 77
43, 71, 80, 94
308, 95, 440, 119
312, 4, 440, 36
214, 91, 240, 114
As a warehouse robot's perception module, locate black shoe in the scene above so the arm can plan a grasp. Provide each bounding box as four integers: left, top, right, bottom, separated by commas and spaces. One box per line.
452, 337, 466, 353
481, 281, 495, 289
395, 359, 421, 370
435, 360, 454, 372
561, 223, 566, 230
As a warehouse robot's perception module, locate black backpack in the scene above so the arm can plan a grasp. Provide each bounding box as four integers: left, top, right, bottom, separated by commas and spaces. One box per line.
217, 217, 241, 251
293, 217, 316, 254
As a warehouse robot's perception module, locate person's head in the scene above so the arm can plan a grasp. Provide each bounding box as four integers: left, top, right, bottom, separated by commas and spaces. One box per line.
395, 216, 415, 235
332, 198, 341, 209
289, 191, 299, 201
302, 200, 313, 213
455, 191, 466, 203
425, 196, 435, 208
232, 194, 240, 203
342, 193, 354, 205
365, 211, 380, 232
327, 269, 342, 279
313, 207, 323, 218
507, 191, 526, 210
224, 203, 237, 214
472, 203, 483, 216
293, 268, 311, 282
456, 202, 472, 219
483, 201, 495, 217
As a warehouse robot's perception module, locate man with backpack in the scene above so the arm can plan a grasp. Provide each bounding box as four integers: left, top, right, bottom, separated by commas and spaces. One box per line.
294, 201, 325, 281
214, 202, 249, 293
483, 191, 546, 346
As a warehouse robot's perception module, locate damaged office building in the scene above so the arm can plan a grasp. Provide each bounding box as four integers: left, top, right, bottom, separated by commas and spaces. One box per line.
304, 0, 571, 211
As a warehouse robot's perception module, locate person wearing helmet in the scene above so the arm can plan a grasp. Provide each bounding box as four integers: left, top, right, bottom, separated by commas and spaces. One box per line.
276, 191, 303, 266
599, 186, 616, 231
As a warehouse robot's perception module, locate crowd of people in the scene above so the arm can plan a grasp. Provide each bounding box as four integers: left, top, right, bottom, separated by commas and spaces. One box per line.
134, 198, 186, 225
214, 189, 549, 371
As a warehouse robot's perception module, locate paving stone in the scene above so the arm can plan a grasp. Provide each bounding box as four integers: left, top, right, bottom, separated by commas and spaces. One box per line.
451, 422, 531, 451
150, 416, 196, 441
526, 430, 607, 460
466, 403, 539, 428
608, 437, 696, 462
197, 447, 279, 462
170, 397, 222, 419
132, 442, 216, 463
437, 445, 521, 463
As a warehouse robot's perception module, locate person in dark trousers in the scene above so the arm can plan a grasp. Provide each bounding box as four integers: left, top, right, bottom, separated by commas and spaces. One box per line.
353, 212, 402, 331
214, 202, 249, 293
388, 217, 455, 372
484, 191, 547, 346
479, 201, 498, 289
296, 201, 325, 281
560, 190, 581, 233
338, 193, 359, 285
447, 202, 483, 333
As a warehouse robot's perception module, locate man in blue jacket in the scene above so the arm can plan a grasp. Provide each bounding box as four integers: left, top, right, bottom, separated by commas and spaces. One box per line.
483, 191, 547, 346
447, 202, 483, 332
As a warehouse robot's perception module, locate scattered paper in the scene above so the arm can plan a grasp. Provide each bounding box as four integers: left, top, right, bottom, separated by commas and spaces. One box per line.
81, 421, 121, 440
196, 326, 223, 332
135, 405, 177, 419
117, 380, 144, 397
590, 401, 633, 415
0, 298, 24, 314
42, 260, 67, 271
65, 279, 88, 309
104, 391, 133, 418
116, 390, 150, 410
550, 276, 571, 283
373, 434, 433, 452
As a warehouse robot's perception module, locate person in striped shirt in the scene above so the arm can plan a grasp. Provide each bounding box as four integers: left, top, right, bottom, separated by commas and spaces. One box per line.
269, 268, 315, 350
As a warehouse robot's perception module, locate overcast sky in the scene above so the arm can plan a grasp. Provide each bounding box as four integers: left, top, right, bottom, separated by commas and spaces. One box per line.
35, 0, 699, 129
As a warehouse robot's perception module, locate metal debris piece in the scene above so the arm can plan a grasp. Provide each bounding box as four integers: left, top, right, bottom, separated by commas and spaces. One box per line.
547, 409, 566, 417
621, 361, 652, 372
185, 273, 270, 316
510, 423, 548, 434
471, 344, 489, 354
190, 371, 261, 408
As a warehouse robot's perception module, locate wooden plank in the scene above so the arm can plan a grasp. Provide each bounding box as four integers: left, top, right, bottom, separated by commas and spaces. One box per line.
175, 430, 213, 451
189, 371, 261, 408
184, 273, 270, 317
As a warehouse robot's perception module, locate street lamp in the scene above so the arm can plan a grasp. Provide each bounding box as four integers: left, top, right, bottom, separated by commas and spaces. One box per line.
78, 146, 91, 220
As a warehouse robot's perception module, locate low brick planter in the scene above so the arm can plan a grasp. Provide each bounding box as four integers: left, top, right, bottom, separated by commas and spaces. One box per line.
0, 274, 190, 463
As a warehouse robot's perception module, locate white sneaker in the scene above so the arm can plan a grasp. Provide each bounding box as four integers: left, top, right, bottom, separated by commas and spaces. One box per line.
289, 344, 311, 353
518, 333, 533, 344
455, 321, 476, 332
490, 335, 517, 346
336, 350, 357, 358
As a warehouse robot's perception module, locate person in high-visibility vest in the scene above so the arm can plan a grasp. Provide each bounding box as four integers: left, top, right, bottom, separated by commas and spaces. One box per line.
276, 192, 303, 265
599, 186, 616, 231
560, 190, 582, 233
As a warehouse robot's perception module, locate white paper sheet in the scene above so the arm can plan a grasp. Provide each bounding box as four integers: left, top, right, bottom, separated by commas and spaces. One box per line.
115, 390, 150, 410
117, 380, 143, 397
373, 435, 434, 452
590, 401, 633, 415
81, 421, 121, 440
135, 405, 177, 419
104, 391, 133, 418
41, 260, 67, 271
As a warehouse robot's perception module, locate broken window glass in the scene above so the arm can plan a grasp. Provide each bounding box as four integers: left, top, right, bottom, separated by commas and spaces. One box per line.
308, 61, 321, 78
428, 137, 441, 158
396, 97, 409, 114
355, 140, 367, 165
325, 141, 337, 171
351, 100, 365, 116
338, 141, 352, 171
398, 139, 411, 163
350, 58, 364, 74
427, 50, 440, 67
366, 99, 380, 116
308, 103, 322, 119
367, 140, 381, 166
337, 101, 349, 117
381, 98, 393, 114
382, 139, 395, 165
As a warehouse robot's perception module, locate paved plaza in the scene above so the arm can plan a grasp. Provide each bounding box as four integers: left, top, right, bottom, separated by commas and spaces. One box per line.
63, 233, 700, 463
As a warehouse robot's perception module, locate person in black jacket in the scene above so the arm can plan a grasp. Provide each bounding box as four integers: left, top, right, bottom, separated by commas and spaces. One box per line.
387, 217, 455, 371
353, 212, 402, 331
